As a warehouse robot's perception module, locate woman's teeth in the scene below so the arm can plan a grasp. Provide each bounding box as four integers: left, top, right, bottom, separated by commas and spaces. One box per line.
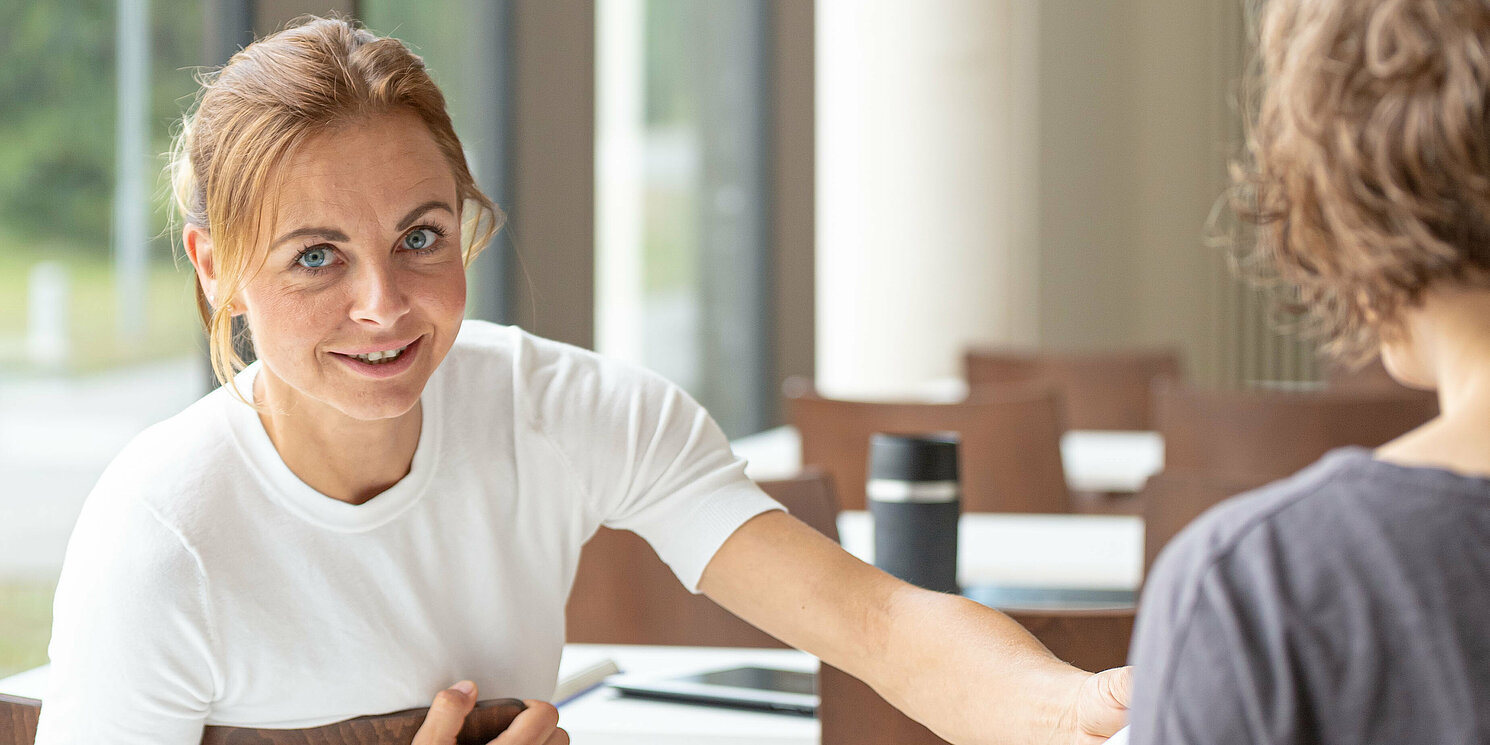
351, 344, 409, 364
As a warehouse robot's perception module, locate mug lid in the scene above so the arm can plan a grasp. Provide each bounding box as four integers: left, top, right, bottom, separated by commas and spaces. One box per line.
868, 432, 960, 482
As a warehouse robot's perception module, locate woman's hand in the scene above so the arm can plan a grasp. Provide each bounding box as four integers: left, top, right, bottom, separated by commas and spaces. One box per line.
1055, 666, 1131, 745
413, 681, 569, 745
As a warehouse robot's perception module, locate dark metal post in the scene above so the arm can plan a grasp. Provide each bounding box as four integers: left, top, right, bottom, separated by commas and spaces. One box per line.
205, 0, 255, 66
696, 0, 773, 437
467, 0, 515, 324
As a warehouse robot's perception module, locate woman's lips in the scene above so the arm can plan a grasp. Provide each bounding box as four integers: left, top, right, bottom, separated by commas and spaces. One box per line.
331, 336, 422, 379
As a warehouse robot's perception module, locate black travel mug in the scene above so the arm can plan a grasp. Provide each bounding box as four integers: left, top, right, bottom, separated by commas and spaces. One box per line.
867, 433, 960, 594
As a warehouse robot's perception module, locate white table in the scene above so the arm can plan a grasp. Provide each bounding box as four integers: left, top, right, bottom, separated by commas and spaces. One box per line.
731, 426, 1164, 495
558, 644, 818, 745
1059, 430, 1165, 493
837, 510, 1143, 591
0, 664, 45, 699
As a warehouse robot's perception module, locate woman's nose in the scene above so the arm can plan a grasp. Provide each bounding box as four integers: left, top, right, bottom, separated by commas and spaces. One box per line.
348, 263, 411, 326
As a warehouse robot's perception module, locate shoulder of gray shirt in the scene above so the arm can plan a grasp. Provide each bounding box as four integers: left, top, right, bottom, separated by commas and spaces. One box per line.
1146, 445, 1490, 618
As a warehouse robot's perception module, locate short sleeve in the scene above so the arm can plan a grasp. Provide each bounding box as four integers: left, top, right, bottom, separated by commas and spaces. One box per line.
34, 484, 218, 745
523, 336, 782, 592
1127, 515, 1305, 745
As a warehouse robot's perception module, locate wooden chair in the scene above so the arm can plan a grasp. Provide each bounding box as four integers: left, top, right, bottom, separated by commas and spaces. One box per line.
1324, 355, 1418, 393
565, 471, 840, 648
818, 607, 1136, 745
1155, 383, 1438, 483
786, 379, 1070, 513
1140, 468, 1273, 573
0, 694, 521, 745
964, 347, 1182, 431
1143, 383, 1438, 570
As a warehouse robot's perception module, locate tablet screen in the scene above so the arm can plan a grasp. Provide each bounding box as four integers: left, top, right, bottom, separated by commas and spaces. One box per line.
680, 666, 816, 695
609, 664, 819, 716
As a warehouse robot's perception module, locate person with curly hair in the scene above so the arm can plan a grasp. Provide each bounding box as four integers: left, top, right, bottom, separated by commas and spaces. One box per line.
1129, 1, 1490, 742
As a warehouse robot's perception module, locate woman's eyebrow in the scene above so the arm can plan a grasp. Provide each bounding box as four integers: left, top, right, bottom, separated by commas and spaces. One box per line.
396, 200, 455, 231
269, 201, 454, 249
272, 226, 349, 248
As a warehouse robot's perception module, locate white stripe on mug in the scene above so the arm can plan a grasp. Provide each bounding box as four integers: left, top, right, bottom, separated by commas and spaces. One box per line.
865, 479, 959, 503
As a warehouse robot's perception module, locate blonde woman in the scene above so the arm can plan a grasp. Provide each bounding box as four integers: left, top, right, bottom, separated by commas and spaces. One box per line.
1129, 1, 1490, 742
36, 17, 1129, 745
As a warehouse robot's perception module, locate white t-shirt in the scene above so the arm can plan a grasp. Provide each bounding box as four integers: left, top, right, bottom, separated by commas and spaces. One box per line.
34, 320, 782, 744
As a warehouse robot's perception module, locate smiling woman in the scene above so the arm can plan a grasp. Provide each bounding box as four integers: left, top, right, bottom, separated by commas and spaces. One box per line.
34, 16, 1130, 745
183, 111, 469, 504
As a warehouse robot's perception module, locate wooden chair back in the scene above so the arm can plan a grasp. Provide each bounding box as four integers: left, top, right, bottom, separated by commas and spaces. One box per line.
0, 693, 521, 745
1140, 468, 1273, 573
964, 347, 1182, 431
786, 380, 1070, 513
1155, 383, 1438, 483
1324, 355, 1417, 393
565, 471, 840, 648
819, 607, 1136, 745
1143, 383, 1437, 571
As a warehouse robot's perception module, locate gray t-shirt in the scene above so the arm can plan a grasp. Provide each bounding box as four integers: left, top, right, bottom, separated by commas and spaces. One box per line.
1128, 447, 1490, 745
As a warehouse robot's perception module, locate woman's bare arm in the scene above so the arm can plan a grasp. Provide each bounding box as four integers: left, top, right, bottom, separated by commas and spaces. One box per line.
698, 510, 1129, 745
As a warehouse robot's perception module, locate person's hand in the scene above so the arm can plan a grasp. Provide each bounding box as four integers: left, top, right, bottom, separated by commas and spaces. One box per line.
1054, 666, 1131, 745
412, 681, 569, 745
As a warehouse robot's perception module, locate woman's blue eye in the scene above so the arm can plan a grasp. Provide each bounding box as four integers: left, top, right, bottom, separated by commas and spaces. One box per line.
404, 228, 439, 251
296, 247, 330, 269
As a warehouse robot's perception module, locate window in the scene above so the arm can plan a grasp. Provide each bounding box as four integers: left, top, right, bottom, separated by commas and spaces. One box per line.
595, 0, 773, 438
0, 0, 205, 676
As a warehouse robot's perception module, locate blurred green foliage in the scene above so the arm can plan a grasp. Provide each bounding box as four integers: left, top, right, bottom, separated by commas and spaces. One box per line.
644, 0, 697, 125
0, 0, 206, 374
642, 0, 698, 296
0, 0, 203, 260
0, 580, 55, 679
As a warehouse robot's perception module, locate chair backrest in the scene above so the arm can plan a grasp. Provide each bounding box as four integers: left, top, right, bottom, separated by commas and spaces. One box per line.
964, 347, 1182, 431
818, 607, 1136, 745
1143, 383, 1438, 572
564, 471, 840, 648
0, 695, 36, 745
1155, 383, 1438, 483
786, 380, 1069, 513
1324, 355, 1416, 393
1140, 468, 1273, 574
0, 693, 521, 745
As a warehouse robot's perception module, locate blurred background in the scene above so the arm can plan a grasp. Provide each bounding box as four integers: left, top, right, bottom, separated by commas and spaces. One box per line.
0, 0, 1296, 676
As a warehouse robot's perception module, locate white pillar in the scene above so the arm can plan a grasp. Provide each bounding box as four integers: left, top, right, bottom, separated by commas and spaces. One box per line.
594, 0, 646, 366
815, 0, 1039, 399
28, 262, 70, 370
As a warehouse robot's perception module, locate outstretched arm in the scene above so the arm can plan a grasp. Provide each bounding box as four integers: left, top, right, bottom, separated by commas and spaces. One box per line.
698, 510, 1130, 745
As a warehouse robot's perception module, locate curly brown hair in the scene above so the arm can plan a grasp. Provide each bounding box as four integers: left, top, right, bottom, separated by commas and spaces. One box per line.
1236, 0, 1490, 360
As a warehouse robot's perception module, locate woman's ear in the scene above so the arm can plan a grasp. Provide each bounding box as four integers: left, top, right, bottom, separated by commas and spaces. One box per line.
183, 224, 222, 310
